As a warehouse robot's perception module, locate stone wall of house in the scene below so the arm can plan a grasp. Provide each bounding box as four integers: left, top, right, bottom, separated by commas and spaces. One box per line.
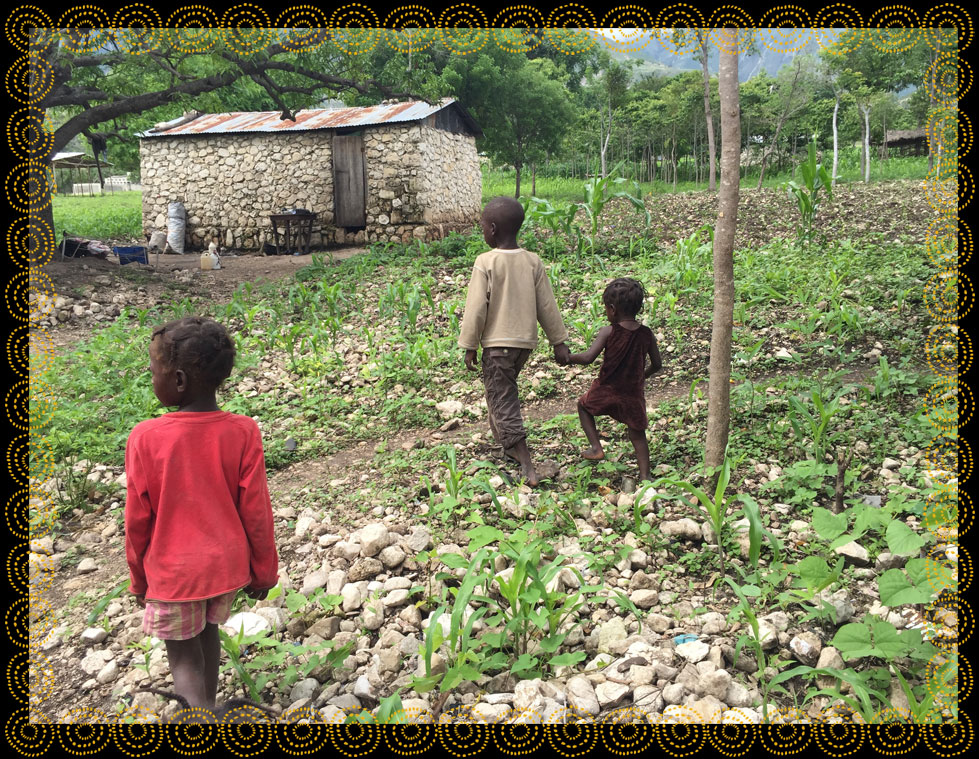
363, 124, 481, 244
140, 121, 482, 250
416, 125, 482, 234
140, 131, 336, 251
363, 124, 422, 244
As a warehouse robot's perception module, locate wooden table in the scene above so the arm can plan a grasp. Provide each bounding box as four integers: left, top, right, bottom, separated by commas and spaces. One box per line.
269, 212, 317, 255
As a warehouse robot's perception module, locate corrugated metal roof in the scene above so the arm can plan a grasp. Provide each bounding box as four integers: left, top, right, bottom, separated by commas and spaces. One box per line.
142, 98, 471, 138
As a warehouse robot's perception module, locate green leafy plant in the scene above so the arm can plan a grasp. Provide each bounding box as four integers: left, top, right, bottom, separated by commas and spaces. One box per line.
655, 451, 750, 584
786, 388, 844, 462
578, 164, 650, 257
785, 140, 833, 248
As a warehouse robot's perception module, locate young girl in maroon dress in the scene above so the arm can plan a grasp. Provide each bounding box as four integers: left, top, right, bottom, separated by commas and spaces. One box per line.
569, 278, 663, 480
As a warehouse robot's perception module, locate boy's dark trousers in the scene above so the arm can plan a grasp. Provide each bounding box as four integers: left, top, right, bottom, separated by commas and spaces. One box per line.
481, 347, 532, 451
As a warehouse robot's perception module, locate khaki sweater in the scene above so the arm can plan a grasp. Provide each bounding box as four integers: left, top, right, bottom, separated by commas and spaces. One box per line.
458, 247, 569, 350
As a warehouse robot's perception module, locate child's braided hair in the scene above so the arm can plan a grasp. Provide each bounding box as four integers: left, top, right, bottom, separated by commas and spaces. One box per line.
603, 278, 647, 319
151, 317, 235, 389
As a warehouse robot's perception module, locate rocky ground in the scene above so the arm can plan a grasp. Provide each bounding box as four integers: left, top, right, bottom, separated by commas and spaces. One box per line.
30, 407, 951, 725
29, 180, 955, 724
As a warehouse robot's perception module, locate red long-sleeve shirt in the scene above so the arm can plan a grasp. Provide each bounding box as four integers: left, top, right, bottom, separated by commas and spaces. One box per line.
125, 411, 278, 602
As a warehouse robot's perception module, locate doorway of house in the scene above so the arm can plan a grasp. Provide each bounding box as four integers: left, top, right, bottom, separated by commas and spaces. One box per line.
333, 132, 367, 228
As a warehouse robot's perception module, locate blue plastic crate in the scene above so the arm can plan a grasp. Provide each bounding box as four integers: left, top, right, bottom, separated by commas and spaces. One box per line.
114, 246, 147, 265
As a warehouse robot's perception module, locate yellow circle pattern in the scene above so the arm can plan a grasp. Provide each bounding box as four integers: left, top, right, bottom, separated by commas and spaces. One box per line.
57, 7, 109, 53
654, 5, 705, 56
275, 719, 327, 753
867, 7, 921, 53
7, 109, 54, 163
4, 6, 55, 53
7, 161, 55, 214
384, 7, 439, 54
331, 5, 381, 56
167, 7, 219, 53
926, 324, 970, 377
493, 11, 543, 54
113, 5, 164, 53
546, 5, 597, 56
437, 723, 490, 756
57, 710, 111, 752
600, 9, 654, 53
758, 8, 813, 53
924, 713, 974, 755
222, 5, 274, 55
708, 9, 756, 55
925, 4, 974, 52
385, 723, 437, 755
4, 708, 53, 756
6, 55, 54, 106
276, 7, 330, 52
439, 5, 488, 56
111, 722, 165, 756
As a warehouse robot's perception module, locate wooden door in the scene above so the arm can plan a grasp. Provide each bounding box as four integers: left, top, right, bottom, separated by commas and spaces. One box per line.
333, 134, 366, 227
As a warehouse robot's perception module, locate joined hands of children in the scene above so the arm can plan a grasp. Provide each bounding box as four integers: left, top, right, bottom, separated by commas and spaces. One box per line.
553, 343, 571, 365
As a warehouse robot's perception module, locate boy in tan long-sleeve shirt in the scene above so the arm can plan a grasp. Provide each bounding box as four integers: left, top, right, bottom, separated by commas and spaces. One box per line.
458, 196, 570, 486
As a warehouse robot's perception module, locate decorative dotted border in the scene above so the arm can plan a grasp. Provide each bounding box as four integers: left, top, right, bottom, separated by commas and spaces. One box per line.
5, 2, 971, 755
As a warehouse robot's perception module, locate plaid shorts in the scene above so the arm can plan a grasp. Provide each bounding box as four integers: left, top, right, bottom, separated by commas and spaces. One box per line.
142, 591, 237, 641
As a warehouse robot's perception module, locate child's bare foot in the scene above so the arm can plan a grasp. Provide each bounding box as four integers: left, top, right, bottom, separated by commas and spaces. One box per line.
505, 444, 540, 487
581, 447, 605, 461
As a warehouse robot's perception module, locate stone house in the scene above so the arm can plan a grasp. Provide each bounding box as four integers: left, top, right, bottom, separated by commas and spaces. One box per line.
139, 99, 482, 250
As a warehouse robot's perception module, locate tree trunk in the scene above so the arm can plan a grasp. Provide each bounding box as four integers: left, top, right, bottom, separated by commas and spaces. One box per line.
861, 105, 871, 182
698, 31, 718, 192
831, 95, 840, 186
928, 48, 938, 172
671, 125, 678, 191
514, 163, 522, 198
705, 29, 740, 472
532, 163, 537, 196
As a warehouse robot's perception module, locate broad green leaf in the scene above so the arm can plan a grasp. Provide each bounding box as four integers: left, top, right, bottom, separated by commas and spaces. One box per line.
539, 634, 566, 653
795, 556, 834, 591
548, 651, 587, 668
466, 525, 505, 552
906, 558, 955, 595
812, 507, 848, 541
886, 520, 926, 557
511, 654, 538, 675
440, 552, 470, 570
866, 618, 907, 660
878, 569, 936, 606
831, 622, 875, 660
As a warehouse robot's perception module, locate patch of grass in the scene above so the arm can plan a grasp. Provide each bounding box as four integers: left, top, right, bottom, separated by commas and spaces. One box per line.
52, 191, 142, 240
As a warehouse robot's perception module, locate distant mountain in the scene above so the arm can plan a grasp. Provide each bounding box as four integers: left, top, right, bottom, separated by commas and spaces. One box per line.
599, 30, 823, 81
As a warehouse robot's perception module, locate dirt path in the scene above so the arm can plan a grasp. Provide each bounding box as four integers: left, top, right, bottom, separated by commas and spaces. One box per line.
268, 363, 877, 495
41, 248, 366, 350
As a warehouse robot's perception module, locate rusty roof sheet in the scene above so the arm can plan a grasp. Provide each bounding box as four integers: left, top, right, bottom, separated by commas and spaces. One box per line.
142, 98, 470, 138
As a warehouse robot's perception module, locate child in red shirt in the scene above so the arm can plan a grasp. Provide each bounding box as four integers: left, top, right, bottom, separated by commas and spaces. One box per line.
125, 316, 278, 714
567, 279, 663, 481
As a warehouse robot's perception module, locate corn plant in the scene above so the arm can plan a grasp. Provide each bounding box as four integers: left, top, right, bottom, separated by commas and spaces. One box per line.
786, 388, 844, 461
672, 226, 712, 290
579, 165, 650, 257
785, 140, 833, 248
655, 452, 761, 586
725, 578, 807, 723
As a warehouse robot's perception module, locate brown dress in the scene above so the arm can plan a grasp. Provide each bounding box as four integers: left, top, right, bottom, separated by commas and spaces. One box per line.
579, 324, 660, 431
